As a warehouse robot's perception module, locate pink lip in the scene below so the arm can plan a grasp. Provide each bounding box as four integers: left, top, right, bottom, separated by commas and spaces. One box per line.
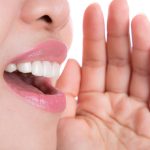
4, 39, 67, 113
10, 39, 67, 64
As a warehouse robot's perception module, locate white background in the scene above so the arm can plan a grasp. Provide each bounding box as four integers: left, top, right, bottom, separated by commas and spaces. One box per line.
67, 0, 150, 65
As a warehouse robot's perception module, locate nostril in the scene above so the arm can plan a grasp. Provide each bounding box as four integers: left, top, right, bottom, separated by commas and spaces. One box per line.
38, 15, 52, 24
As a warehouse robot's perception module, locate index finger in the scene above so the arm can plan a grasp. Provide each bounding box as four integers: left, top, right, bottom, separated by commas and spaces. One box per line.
80, 3, 106, 93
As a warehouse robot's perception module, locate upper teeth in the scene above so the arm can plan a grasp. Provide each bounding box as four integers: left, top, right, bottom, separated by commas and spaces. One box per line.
5, 61, 60, 78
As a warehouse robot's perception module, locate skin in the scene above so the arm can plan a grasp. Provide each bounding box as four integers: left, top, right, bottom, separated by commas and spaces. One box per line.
0, 0, 72, 149
0, 0, 150, 150
57, 0, 150, 150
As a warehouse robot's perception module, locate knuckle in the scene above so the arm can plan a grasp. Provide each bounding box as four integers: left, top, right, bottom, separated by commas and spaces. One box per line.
108, 57, 130, 67
83, 59, 106, 68
133, 67, 149, 76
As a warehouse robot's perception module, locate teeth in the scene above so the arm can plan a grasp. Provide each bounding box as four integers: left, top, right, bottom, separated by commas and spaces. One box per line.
43, 61, 53, 78
5, 61, 60, 79
52, 62, 60, 79
32, 61, 43, 76
5, 64, 17, 73
50, 63, 61, 86
17, 62, 31, 73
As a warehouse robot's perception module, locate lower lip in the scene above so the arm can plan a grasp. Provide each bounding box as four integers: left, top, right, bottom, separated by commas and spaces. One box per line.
4, 73, 66, 113
18, 90, 66, 113
4, 39, 67, 113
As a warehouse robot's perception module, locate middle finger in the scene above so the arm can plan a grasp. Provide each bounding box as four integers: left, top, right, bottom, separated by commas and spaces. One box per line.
106, 0, 131, 93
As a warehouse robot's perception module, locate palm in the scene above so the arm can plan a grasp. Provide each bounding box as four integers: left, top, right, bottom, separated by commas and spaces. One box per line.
57, 93, 150, 150
56, 0, 150, 150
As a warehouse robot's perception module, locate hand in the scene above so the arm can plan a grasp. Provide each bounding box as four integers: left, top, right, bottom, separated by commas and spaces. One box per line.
56, 0, 150, 149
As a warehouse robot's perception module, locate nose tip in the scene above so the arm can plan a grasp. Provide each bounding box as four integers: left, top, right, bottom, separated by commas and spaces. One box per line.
21, 0, 70, 30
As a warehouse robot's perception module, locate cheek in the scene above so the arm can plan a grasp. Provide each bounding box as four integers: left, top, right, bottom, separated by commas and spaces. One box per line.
59, 19, 73, 50
0, 1, 20, 44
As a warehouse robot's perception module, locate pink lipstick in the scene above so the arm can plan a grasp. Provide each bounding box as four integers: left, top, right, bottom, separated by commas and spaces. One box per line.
4, 40, 67, 113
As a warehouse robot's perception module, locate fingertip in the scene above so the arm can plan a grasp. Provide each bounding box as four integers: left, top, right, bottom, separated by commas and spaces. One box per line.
84, 2, 103, 26
109, 0, 129, 12
85, 3, 101, 13
59, 58, 80, 80
67, 58, 80, 68
83, 2, 105, 41
132, 14, 149, 29
84, 2, 103, 22
64, 59, 80, 76
56, 58, 81, 96
131, 14, 150, 50
108, 0, 129, 35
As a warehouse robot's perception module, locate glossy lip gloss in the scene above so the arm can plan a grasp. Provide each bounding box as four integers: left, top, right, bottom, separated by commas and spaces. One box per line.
10, 40, 67, 64
4, 39, 67, 113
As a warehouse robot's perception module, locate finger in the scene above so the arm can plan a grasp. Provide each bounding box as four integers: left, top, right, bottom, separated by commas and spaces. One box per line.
130, 15, 150, 101
106, 0, 131, 93
80, 3, 106, 93
56, 59, 81, 117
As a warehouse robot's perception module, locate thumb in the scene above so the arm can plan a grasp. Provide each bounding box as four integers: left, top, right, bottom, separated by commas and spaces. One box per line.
56, 59, 81, 117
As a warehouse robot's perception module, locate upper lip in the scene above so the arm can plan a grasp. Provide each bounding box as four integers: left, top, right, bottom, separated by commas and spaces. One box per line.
6, 39, 68, 66
3, 39, 68, 113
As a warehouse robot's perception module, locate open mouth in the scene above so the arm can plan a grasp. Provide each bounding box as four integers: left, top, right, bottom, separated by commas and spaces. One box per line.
3, 40, 67, 113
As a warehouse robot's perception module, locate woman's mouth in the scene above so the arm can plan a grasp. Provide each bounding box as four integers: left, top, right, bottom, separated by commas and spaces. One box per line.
3, 40, 67, 113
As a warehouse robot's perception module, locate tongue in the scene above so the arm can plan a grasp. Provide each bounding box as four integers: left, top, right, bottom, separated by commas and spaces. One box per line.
4, 73, 44, 94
